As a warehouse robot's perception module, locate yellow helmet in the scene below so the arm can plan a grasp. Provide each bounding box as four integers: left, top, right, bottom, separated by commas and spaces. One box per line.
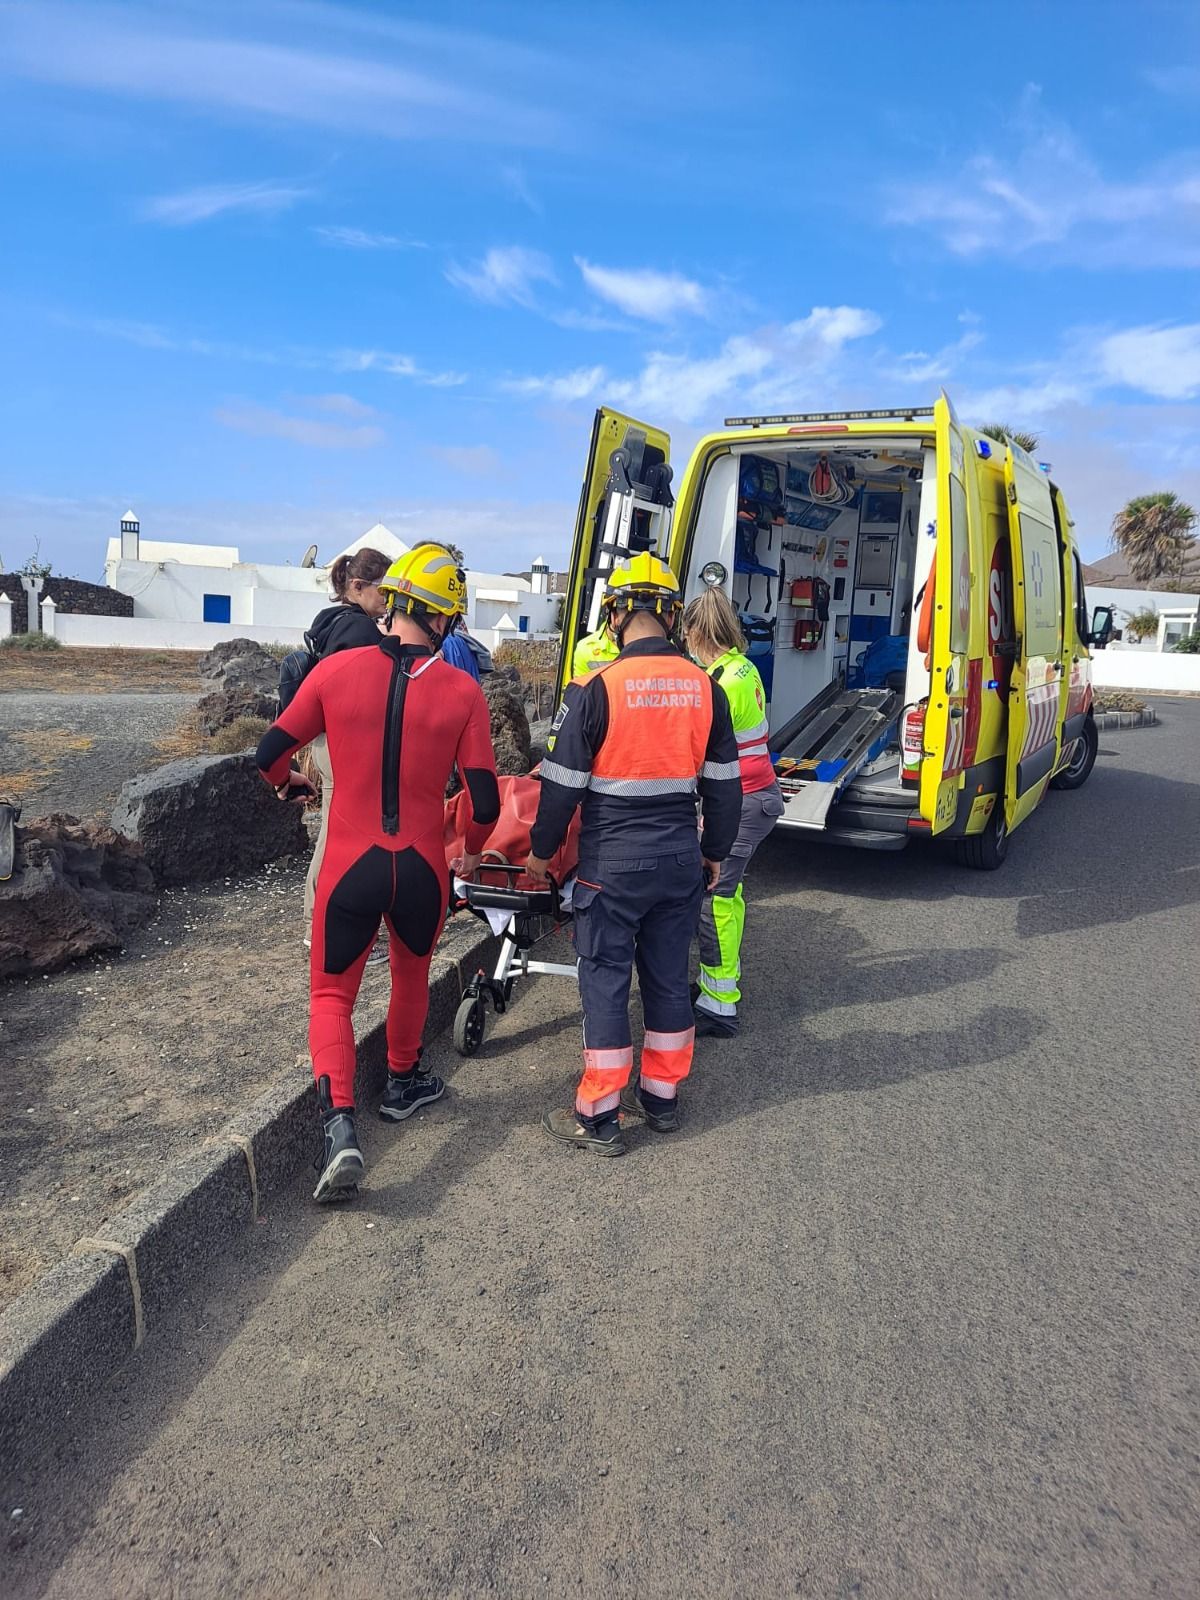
601, 550, 681, 617
378, 544, 467, 619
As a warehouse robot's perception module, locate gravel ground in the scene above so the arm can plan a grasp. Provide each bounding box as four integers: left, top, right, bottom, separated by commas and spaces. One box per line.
3, 703, 1196, 1598
0, 691, 198, 819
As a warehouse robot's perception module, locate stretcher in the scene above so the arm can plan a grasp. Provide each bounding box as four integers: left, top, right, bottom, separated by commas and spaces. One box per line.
443, 775, 582, 1057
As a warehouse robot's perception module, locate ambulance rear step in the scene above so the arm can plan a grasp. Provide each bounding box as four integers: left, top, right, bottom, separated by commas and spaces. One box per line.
770, 686, 901, 831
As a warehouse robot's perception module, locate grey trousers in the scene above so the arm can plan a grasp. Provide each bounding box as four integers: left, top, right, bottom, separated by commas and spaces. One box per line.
696, 783, 784, 1011
303, 735, 335, 929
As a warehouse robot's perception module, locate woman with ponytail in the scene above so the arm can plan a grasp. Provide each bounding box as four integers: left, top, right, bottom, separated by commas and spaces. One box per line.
682, 587, 784, 1039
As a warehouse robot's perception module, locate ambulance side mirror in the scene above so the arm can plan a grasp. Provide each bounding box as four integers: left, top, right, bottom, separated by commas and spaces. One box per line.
1089, 605, 1115, 650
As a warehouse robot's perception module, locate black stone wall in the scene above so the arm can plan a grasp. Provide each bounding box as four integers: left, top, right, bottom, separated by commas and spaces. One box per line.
0, 575, 133, 633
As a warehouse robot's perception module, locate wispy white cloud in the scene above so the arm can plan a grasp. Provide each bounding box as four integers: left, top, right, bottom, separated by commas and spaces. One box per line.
502, 305, 883, 422
331, 348, 466, 387
429, 444, 505, 478
1144, 64, 1200, 96
141, 180, 310, 225
313, 225, 427, 250
889, 88, 1200, 268
960, 322, 1200, 418
301, 393, 377, 418
445, 246, 557, 308
500, 164, 542, 215
576, 259, 707, 321
215, 402, 384, 450
0, 2, 560, 146
502, 365, 609, 404
61, 312, 466, 387
1096, 323, 1200, 400
884, 318, 984, 386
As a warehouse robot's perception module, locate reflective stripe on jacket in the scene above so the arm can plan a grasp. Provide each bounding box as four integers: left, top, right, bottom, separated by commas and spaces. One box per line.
530, 635, 742, 862
709, 649, 776, 793
571, 626, 621, 677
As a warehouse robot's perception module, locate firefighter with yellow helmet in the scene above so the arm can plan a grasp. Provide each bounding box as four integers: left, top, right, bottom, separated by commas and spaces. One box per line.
524, 551, 741, 1155
258, 543, 499, 1203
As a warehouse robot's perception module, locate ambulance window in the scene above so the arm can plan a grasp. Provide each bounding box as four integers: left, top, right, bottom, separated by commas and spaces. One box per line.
1072, 552, 1089, 643
949, 474, 969, 656
1019, 511, 1062, 659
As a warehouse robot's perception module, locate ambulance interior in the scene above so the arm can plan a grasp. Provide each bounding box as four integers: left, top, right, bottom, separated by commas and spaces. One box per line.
683, 439, 936, 830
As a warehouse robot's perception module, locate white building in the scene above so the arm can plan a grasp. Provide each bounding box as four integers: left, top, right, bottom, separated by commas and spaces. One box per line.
1084, 581, 1200, 653
104, 514, 559, 649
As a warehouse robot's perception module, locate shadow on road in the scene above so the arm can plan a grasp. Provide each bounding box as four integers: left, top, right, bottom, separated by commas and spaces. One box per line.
746, 761, 1200, 938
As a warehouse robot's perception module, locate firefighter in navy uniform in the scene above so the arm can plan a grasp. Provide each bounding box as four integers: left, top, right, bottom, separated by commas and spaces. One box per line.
524, 553, 741, 1155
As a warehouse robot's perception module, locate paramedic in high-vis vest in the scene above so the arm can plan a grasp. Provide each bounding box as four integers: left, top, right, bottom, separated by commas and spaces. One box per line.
570, 614, 620, 676
524, 554, 741, 1155
683, 588, 784, 1038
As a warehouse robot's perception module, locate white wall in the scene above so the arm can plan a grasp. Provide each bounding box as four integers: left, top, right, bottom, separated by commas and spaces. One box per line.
50, 613, 307, 651
1090, 649, 1200, 694
1089, 585, 1200, 651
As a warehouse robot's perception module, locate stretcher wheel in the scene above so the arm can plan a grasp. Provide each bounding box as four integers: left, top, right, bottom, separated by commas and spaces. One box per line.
454, 995, 487, 1056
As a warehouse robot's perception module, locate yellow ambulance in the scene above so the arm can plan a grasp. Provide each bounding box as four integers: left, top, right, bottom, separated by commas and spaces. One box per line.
557, 395, 1115, 869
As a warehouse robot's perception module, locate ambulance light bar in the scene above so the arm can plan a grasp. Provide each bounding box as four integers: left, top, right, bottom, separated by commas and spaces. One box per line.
723, 408, 934, 428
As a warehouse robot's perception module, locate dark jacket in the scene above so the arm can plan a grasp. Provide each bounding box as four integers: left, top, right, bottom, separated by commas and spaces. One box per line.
308, 602, 382, 658
530, 636, 741, 864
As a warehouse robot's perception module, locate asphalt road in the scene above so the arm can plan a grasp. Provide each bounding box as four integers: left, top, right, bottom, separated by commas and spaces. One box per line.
6, 703, 1199, 1599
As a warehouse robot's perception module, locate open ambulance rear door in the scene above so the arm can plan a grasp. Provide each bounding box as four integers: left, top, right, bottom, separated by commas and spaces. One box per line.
1003, 445, 1064, 830
556, 409, 672, 696
918, 394, 974, 834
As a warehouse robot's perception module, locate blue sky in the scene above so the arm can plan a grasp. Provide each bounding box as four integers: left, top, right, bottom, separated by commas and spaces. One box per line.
2, 0, 1199, 580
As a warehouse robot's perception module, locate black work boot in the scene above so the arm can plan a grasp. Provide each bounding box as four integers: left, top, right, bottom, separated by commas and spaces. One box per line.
379, 1054, 446, 1122
313, 1075, 364, 1203
542, 1107, 626, 1156
693, 1005, 739, 1039
619, 1082, 680, 1133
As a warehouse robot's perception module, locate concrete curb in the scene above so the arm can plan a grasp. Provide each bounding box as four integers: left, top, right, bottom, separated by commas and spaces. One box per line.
1093, 706, 1159, 730
0, 916, 501, 1467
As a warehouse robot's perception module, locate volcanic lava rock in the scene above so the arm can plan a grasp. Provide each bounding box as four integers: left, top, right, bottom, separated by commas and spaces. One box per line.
112, 754, 307, 887
0, 815, 157, 978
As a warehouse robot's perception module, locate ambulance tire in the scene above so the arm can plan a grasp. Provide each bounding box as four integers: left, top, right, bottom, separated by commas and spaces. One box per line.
1049, 717, 1098, 791
954, 806, 1009, 871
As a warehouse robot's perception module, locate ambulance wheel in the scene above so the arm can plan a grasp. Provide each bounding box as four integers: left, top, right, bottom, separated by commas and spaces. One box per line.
453, 995, 487, 1057
955, 805, 1009, 871
1050, 717, 1098, 790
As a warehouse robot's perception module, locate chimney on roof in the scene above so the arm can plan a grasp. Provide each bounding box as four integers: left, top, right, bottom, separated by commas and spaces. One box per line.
120, 509, 140, 561
530, 555, 549, 595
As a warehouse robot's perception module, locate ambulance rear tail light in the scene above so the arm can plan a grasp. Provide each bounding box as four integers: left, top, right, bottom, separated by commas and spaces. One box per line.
901, 703, 925, 786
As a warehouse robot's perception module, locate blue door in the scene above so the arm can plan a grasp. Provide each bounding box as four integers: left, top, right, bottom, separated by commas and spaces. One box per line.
203, 594, 232, 623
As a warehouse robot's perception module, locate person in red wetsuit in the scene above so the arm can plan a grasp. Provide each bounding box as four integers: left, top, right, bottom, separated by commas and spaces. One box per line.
257, 546, 500, 1202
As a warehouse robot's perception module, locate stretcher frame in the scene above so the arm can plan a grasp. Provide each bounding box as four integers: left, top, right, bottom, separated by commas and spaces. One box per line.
452, 863, 578, 1055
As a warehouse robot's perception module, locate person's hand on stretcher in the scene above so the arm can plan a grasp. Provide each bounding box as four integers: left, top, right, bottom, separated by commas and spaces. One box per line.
450, 851, 482, 879
523, 852, 552, 885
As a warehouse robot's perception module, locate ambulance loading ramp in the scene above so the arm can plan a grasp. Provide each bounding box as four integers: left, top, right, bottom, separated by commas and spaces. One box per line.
772, 685, 902, 830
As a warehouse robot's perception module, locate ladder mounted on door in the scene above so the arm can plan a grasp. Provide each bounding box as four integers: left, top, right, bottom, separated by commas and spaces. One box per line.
583, 435, 674, 633
772, 685, 902, 830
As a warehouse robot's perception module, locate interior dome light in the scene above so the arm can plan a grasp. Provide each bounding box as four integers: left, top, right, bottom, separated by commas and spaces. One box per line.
701, 561, 727, 588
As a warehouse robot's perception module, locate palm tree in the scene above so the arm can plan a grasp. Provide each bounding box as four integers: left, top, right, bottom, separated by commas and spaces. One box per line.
1111, 492, 1198, 586
980, 422, 1041, 454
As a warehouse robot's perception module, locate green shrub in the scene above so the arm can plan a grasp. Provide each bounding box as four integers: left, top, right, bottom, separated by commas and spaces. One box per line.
208, 715, 271, 753
261, 641, 292, 662
1171, 632, 1200, 654
1, 630, 63, 651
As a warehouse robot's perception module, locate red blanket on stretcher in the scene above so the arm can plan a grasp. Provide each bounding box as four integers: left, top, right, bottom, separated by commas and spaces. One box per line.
443, 774, 580, 885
